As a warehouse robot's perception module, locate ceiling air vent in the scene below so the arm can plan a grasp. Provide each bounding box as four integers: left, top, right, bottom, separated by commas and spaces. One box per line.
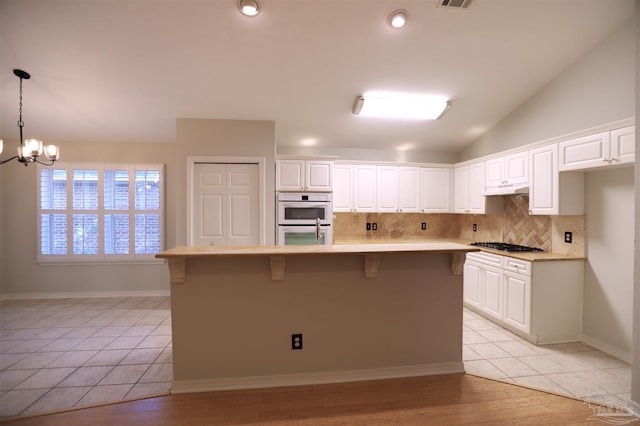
437, 0, 473, 9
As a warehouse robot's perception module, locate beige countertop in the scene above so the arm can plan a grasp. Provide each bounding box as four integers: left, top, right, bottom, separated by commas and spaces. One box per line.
334, 239, 585, 262
155, 241, 477, 259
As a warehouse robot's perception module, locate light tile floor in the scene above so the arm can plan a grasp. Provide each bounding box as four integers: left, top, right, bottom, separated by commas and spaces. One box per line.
463, 308, 632, 407
0, 296, 172, 419
0, 297, 632, 420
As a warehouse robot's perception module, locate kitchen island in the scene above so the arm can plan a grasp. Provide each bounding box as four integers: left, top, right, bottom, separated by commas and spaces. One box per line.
156, 242, 477, 394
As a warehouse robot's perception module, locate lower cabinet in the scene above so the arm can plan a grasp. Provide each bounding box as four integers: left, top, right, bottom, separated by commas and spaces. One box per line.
463, 251, 583, 344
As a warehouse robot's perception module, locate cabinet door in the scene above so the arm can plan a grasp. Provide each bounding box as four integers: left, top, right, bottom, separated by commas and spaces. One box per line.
353, 165, 376, 212
376, 166, 399, 212
558, 131, 610, 171
333, 165, 353, 212
610, 125, 635, 165
468, 162, 486, 213
481, 266, 503, 320
306, 161, 333, 191
503, 271, 531, 334
463, 261, 482, 310
504, 152, 528, 185
529, 145, 558, 215
485, 158, 504, 187
453, 166, 469, 213
421, 168, 450, 212
276, 160, 304, 191
398, 167, 420, 212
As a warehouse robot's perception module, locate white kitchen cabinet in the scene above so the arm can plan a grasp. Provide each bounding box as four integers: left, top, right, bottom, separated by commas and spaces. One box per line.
421, 167, 451, 212
333, 164, 353, 212
376, 166, 399, 212
610, 125, 635, 165
463, 251, 583, 344
454, 162, 502, 214
528, 144, 584, 215
276, 160, 333, 192
558, 126, 635, 171
353, 164, 377, 212
397, 167, 420, 212
485, 151, 528, 188
375, 166, 421, 213
481, 264, 503, 321
463, 261, 482, 310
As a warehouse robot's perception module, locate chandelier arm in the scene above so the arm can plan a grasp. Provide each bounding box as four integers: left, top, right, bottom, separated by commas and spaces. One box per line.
0, 155, 21, 165
34, 158, 55, 166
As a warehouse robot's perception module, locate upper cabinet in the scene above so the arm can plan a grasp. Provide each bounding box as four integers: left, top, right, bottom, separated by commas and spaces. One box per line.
421, 167, 451, 213
333, 164, 353, 212
485, 151, 528, 188
558, 126, 635, 172
376, 166, 421, 213
276, 160, 333, 192
529, 144, 584, 215
333, 163, 376, 212
353, 164, 377, 212
454, 162, 502, 214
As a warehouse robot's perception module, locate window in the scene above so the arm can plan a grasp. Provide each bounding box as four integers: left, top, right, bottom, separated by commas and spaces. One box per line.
38, 163, 164, 262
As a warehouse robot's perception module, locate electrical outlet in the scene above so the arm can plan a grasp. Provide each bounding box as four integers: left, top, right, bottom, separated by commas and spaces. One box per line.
421, 222, 427, 230
291, 333, 303, 350
366, 223, 371, 231
473, 224, 477, 232
372, 223, 377, 231
564, 231, 573, 243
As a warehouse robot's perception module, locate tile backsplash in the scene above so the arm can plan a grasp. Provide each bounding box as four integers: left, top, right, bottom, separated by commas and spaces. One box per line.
334, 194, 584, 255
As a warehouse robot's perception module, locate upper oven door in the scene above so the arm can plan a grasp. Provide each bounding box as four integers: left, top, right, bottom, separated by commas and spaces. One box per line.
278, 202, 331, 225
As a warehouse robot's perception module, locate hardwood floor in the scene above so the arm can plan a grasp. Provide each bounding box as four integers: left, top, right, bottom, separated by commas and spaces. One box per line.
1, 373, 605, 425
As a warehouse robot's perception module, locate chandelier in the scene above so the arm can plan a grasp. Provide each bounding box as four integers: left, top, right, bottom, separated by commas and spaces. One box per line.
0, 69, 60, 166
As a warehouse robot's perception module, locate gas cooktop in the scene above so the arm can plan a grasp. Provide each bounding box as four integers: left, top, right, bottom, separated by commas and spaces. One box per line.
469, 242, 544, 252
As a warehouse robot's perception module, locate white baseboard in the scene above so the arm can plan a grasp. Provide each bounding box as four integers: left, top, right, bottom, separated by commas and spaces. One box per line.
580, 334, 631, 363
171, 362, 464, 394
0, 289, 170, 300
628, 399, 640, 418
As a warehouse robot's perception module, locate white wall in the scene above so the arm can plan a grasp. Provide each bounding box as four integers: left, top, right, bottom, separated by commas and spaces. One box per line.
0, 141, 177, 298
582, 167, 634, 360
460, 19, 635, 161
175, 118, 276, 246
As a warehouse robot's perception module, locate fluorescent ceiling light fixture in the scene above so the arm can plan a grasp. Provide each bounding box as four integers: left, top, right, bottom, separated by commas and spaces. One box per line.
237, 0, 260, 16
387, 10, 408, 29
353, 93, 451, 120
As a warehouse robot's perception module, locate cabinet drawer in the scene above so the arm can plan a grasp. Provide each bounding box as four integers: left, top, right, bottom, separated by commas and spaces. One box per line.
503, 257, 531, 275
466, 251, 502, 267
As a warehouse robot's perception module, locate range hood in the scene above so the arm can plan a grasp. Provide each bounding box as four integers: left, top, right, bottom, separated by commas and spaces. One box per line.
482, 183, 529, 196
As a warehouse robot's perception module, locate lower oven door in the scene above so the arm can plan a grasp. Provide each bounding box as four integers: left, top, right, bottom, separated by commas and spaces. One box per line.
278, 225, 332, 246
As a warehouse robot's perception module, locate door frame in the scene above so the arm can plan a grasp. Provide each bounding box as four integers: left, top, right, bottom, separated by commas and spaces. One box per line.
187, 156, 266, 246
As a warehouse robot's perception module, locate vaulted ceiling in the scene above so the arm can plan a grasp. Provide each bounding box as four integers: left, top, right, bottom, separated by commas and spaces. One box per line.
0, 0, 634, 155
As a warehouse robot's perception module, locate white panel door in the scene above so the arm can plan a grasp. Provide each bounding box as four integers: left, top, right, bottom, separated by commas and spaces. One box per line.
610, 125, 635, 165
421, 167, 450, 212
333, 164, 353, 212
353, 165, 376, 212
276, 160, 304, 191
481, 266, 503, 320
376, 165, 399, 212
529, 145, 558, 215
193, 163, 259, 247
558, 131, 609, 171
503, 271, 531, 334
463, 261, 482, 310
468, 162, 486, 213
398, 167, 420, 212
306, 161, 333, 191
453, 165, 469, 213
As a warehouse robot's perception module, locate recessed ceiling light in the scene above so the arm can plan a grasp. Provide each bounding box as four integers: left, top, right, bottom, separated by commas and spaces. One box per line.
237, 0, 260, 17
387, 10, 407, 29
353, 93, 451, 120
